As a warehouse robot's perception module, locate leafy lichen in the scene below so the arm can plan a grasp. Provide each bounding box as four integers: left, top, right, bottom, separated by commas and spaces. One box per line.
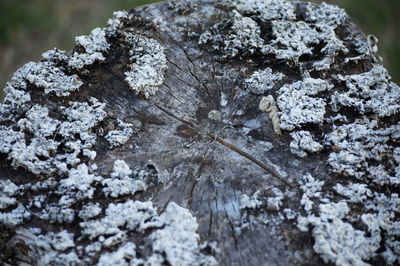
277, 78, 333, 131
124, 32, 168, 99
199, 10, 263, 59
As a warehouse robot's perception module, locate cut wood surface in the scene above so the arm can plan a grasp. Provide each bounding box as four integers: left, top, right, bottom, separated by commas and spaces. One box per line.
0, 0, 399, 265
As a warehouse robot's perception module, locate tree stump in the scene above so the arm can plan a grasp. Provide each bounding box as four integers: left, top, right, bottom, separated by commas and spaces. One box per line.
0, 0, 399, 265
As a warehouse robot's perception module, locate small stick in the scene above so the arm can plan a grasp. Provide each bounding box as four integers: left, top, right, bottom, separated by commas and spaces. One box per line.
154, 103, 293, 188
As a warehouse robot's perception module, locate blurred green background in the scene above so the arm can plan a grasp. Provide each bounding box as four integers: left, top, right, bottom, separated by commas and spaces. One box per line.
321, 0, 400, 82
1, 0, 399, 101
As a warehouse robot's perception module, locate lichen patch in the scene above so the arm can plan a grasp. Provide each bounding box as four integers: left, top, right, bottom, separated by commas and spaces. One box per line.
124, 32, 168, 99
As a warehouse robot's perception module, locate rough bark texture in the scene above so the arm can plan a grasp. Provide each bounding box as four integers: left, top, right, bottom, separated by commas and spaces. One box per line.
0, 0, 400, 265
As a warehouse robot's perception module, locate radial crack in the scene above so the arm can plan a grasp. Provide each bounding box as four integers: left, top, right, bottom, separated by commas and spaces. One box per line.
153, 103, 294, 188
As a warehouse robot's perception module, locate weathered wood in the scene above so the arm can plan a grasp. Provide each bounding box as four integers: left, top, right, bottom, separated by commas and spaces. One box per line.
0, 0, 399, 265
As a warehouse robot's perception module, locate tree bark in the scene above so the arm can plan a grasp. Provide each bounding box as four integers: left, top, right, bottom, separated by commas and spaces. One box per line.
0, 0, 399, 265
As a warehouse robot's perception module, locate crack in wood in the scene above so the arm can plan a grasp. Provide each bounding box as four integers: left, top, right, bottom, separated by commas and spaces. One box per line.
153, 103, 294, 188
188, 147, 210, 208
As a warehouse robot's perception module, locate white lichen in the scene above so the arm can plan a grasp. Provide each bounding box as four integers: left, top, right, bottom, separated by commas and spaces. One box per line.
240, 188, 284, 211
266, 187, 284, 211
97, 242, 140, 266
106, 11, 131, 37
79, 203, 103, 221
124, 32, 168, 99
199, 10, 263, 59
297, 174, 383, 265
0, 179, 18, 209
76, 28, 110, 55
297, 201, 380, 265
7, 105, 63, 174
27, 63, 82, 96
79, 200, 216, 265
80, 200, 159, 240
57, 164, 103, 206
299, 174, 324, 212
304, 2, 349, 28
39, 206, 76, 224
4, 61, 82, 97
333, 66, 400, 116
297, 164, 400, 265
230, 0, 296, 21
69, 28, 110, 69
102, 160, 147, 198
277, 78, 333, 131
0, 97, 106, 176
334, 183, 372, 203
240, 191, 262, 210
0, 1, 399, 265
262, 20, 320, 61
2, 85, 31, 113
148, 202, 217, 266
42, 48, 70, 65
244, 68, 284, 95
105, 119, 134, 148
31, 230, 81, 265
290, 131, 323, 158
111, 159, 132, 178
324, 118, 399, 184
0, 204, 31, 226
0, 126, 24, 154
